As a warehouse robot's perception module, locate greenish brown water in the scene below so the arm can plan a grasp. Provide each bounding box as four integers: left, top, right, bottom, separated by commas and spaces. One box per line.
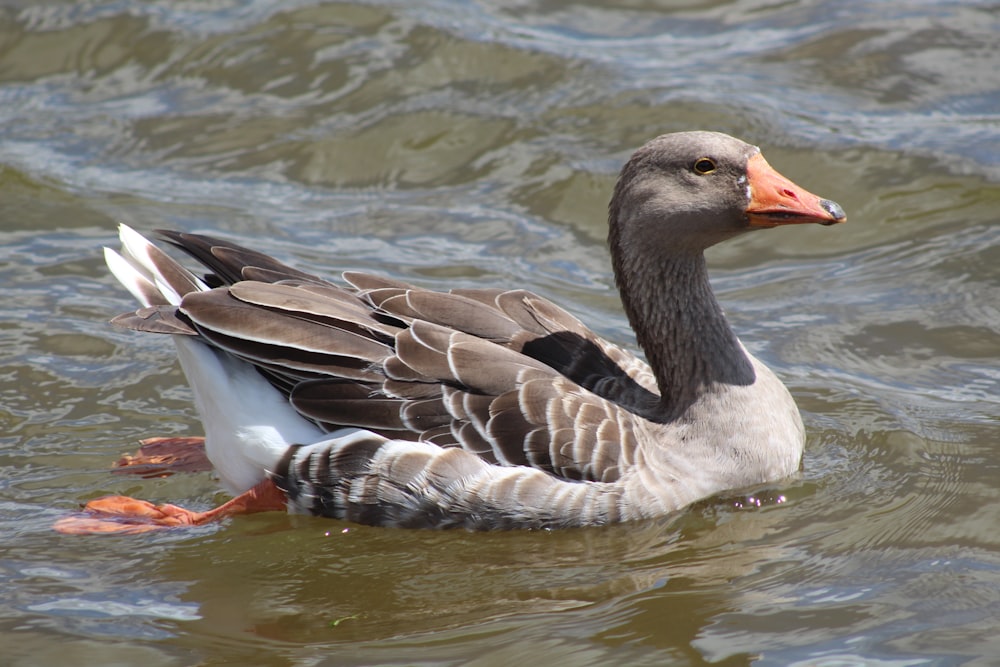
1, 1, 998, 665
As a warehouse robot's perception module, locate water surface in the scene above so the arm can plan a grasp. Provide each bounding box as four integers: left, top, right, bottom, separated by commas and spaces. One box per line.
1, 1, 999, 665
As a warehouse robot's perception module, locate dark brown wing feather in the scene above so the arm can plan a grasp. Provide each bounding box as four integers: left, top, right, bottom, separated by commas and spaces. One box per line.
157, 229, 325, 286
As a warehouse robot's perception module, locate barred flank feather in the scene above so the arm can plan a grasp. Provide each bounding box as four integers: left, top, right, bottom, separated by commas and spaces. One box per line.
272, 432, 633, 529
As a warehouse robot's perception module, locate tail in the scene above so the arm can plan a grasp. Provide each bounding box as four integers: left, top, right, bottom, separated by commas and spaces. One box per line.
104, 225, 324, 494
104, 224, 209, 308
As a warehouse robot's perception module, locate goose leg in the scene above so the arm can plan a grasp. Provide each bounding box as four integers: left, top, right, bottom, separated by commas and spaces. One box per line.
53, 478, 287, 535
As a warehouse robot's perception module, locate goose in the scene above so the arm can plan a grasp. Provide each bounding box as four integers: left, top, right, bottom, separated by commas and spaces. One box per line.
55, 131, 845, 534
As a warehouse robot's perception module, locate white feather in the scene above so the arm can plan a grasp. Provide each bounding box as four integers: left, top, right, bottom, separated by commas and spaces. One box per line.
172, 337, 323, 493
107, 224, 324, 494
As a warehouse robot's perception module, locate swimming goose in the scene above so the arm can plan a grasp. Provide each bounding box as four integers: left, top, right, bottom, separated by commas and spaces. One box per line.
56, 131, 845, 534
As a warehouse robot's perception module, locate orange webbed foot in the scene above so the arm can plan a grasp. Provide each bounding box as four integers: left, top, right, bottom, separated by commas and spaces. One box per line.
53, 480, 288, 535
112, 436, 211, 477
53, 496, 205, 535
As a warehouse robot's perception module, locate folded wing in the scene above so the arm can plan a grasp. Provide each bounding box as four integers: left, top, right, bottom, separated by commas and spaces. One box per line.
113, 230, 662, 486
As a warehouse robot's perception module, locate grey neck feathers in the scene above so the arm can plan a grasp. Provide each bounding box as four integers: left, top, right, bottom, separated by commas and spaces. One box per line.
617, 251, 756, 421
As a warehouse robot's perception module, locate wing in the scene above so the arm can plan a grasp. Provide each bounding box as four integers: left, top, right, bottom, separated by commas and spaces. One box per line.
115, 230, 660, 484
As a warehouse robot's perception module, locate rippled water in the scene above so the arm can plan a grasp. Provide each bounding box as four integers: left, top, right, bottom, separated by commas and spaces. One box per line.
2, 1, 998, 665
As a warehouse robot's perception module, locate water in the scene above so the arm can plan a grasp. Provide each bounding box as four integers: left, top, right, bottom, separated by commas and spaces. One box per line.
1, 1, 998, 664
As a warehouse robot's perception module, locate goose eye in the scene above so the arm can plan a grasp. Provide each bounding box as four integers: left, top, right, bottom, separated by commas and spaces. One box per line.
693, 158, 717, 174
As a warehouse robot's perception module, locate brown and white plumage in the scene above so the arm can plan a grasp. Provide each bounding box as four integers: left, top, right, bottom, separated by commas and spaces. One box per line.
83, 131, 845, 531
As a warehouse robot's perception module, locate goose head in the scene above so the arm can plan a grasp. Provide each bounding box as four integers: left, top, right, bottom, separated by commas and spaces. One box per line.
608, 131, 845, 260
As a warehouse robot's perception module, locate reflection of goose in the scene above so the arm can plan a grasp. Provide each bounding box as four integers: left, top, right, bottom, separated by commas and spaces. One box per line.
56, 131, 844, 534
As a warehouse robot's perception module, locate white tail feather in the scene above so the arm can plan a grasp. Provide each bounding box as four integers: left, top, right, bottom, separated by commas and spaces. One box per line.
103, 246, 165, 307
106, 224, 323, 494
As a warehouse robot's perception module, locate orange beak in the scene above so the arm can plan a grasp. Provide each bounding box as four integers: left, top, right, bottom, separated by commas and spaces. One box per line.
745, 152, 846, 228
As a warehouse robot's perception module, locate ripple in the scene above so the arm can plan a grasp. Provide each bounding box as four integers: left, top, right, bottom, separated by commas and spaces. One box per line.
27, 596, 200, 621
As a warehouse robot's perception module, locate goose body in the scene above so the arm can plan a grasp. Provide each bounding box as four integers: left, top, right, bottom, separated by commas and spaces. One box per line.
66, 131, 845, 533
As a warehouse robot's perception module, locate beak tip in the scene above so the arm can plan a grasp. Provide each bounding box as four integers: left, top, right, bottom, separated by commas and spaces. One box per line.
820, 199, 846, 224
